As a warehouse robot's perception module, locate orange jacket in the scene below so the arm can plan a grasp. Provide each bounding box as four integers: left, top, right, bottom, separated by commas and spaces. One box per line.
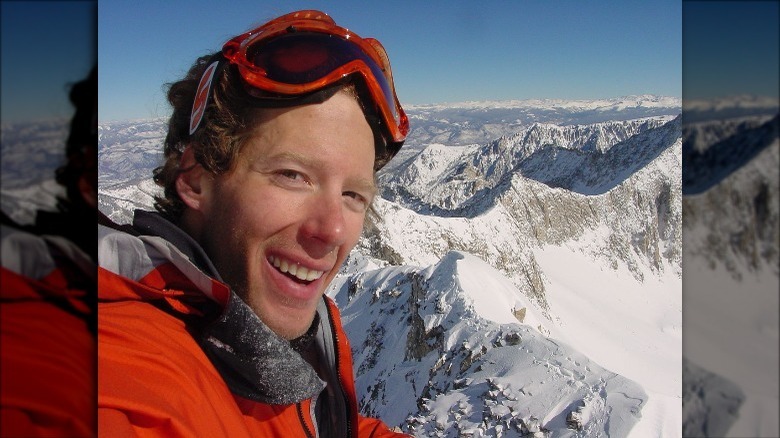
1, 224, 95, 437
98, 216, 408, 437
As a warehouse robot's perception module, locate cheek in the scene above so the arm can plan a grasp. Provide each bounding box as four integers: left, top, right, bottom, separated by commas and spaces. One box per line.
230, 204, 284, 240
233, 196, 311, 249
348, 213, 367, 239
342, 211, 368, 249
206, 190, 272, 255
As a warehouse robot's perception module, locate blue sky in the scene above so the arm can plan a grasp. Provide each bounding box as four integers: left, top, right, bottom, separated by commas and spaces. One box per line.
97, 0, 683, 122
0, 1, 95, 123
683, 0, 779, 100
2, 2, 776, 124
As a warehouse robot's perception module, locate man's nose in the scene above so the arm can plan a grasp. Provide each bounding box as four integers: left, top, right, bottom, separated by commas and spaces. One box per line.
300, 191, 346, 253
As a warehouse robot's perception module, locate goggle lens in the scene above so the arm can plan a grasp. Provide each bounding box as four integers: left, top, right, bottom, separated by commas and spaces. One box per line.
248, 34, 358, 83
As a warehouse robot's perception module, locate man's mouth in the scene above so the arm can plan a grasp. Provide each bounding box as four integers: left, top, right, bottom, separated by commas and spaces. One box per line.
268, 255, 325, 283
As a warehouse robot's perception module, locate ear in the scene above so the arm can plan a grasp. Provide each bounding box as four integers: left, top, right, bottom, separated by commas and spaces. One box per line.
175, 146, 211, 212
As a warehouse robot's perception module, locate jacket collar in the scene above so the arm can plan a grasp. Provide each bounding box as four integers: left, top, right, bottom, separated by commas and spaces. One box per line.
199, 290, 326, 404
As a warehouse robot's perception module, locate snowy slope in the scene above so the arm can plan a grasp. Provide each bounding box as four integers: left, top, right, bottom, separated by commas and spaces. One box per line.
329, 251, 649, 437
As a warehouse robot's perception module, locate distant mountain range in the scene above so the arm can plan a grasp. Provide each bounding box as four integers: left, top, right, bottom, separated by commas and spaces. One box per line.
400, 94, 681, 150
683, 95, 779, 124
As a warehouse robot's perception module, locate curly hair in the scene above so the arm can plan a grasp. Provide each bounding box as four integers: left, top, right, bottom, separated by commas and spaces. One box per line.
153, 53, 389, 222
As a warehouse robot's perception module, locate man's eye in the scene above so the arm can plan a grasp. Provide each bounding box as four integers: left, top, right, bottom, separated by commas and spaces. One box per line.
279, 169, 303, 180
272, 169, 311, 188
343, 191, 369, 211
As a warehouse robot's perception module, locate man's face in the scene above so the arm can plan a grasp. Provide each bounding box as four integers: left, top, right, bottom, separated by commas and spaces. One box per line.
195, 91, 376, 339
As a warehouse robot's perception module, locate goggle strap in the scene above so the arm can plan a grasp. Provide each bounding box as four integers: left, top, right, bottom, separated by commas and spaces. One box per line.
237, 76, 345, 108
189, 58, 223, 136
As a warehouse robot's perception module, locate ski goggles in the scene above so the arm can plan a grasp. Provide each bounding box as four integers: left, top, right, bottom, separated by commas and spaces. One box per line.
190, 10, 409, 160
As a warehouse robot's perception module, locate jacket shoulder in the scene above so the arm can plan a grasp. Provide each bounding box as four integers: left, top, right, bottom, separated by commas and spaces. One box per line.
98, 300, 250, 436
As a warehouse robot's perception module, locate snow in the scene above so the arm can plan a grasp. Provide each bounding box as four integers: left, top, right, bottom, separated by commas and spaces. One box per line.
534, 242, 682, 438
331, 247, 655, 436
452, 252, 548, 333
684, 257, 779, 437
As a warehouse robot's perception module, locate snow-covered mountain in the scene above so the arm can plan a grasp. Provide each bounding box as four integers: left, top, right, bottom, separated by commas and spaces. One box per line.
90, 97, 685, 437
96, 119, 167, 225
0, 119, 70, 224
366, 116, 681, 317
680, 100, 779, 437
329, 252, 648, 437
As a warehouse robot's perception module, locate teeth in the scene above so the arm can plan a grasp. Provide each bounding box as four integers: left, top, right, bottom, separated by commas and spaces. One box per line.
268, 256, 324, 282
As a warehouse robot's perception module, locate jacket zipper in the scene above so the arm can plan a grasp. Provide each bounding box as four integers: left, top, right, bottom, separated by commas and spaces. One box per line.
324, 301, 353, 437
296, 402, 316, 438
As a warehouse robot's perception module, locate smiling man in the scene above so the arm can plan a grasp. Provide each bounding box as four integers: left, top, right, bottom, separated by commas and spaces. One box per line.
97, 10, 410, 437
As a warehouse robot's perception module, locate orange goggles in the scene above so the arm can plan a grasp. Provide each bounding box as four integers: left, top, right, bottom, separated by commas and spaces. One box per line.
190, 10, 409, 159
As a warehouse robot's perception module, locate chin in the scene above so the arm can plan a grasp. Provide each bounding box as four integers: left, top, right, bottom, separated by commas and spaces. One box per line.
254, 300, 319, 341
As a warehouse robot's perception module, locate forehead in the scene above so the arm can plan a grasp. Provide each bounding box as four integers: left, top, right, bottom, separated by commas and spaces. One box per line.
238, 92, 376, 170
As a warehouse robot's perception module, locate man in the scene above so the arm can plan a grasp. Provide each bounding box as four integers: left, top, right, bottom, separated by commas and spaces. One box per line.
98, 10, 410, 437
